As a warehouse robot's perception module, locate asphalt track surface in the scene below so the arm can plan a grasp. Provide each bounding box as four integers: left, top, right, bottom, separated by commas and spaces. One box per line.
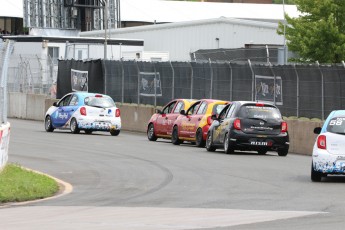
1, 119, 345, 230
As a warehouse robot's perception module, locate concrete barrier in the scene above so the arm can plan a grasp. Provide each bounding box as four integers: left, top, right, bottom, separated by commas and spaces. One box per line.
9, 92, 323, 156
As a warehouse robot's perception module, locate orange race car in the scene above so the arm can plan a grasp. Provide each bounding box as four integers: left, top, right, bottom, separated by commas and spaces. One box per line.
171, 99, 230, 147
147, 99, 196, 141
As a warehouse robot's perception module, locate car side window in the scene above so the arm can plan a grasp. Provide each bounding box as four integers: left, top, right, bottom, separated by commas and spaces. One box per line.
226, 104, 236, 118
58, 95, 72, 107
173, 101, 184, 113
218, 105, 229, 120
196, 102, 207, 115
187, 102, 201, 115
163, 101, 177, 114
69, 95, 78, 106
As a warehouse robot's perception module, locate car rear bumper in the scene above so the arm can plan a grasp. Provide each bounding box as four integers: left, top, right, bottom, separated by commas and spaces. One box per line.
77, 117, 121, 131
313, 148, 345, 174
229, 131, 289, 151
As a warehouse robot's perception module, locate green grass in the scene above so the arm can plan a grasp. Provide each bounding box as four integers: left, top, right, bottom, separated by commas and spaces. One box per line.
0, 163, 59, 203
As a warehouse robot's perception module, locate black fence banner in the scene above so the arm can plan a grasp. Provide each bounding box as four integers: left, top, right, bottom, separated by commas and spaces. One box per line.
139, 72, 162, 96
71, 69, 88, 92
255, 75, 283, 105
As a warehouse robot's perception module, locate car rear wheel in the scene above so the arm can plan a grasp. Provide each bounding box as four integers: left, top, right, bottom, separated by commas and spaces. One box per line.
45, 115, 54, 132
311, 162, 324, 182
85, 130, 93, 134
277, 148, 288, 157
224, 133, 234, 154
258, 149, 267, 155
206, 132, 216, 152
172, 126, 182, 145
195, 128, 205, 147
110, 130, 120, 136
147, 123, 157, 141
70, 118, 80, 134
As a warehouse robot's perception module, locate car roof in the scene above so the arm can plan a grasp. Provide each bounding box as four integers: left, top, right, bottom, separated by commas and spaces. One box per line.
234, 101, 275, 106
330, 110, 345, 117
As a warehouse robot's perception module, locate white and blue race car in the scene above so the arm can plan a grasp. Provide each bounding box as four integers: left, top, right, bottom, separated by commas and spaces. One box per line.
312, 110, 345, 181
44, 92, 121, 136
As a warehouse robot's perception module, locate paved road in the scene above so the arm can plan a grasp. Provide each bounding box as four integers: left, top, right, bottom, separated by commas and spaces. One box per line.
1, 119, 344, 230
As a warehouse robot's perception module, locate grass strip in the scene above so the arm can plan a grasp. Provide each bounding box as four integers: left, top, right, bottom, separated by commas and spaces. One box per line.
0, 163, 59, 203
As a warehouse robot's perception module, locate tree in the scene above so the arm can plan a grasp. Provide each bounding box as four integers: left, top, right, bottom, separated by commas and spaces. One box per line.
277, 0, 345, 63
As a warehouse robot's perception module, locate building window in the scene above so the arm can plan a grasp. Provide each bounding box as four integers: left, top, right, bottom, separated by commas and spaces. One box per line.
48, 47, 59, 65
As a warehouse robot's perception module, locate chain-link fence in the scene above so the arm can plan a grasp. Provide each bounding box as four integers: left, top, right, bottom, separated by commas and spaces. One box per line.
100, 60, 345, 120
7, 54, 57, 96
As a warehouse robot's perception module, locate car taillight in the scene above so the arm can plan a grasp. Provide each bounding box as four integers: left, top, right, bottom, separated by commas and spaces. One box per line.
256, 103, 264, 107
281, 121, 288, 133
234, 118, 241, 130
115, 108, 120, 117
80, 107, 87, 116
317, 135, 326, 149
207, 116, 212, 125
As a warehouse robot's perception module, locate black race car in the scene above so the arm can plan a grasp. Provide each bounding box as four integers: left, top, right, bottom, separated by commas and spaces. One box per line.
206, 101, 289, 156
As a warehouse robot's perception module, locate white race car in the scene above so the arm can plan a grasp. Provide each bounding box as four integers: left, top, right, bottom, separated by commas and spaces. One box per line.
45, 92, 121, 136
312, 110, 345, 181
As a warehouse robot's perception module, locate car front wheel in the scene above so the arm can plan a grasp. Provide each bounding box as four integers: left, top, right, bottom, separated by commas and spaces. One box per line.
45, 115, 54, 132
147, 123, 157, 141
70, 118, 80, 134
172, 126, 182, 145
195, 128, 205, 147
206, 132, 216, 152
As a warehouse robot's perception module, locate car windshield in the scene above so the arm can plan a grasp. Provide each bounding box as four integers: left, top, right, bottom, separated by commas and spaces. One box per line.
239, 105, 281, 120
84, 96, 115, 108
326, 117, 345, 134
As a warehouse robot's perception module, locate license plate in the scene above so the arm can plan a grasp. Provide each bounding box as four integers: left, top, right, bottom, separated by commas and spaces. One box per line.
250, 141, 273, 146
251, 141, 268, 146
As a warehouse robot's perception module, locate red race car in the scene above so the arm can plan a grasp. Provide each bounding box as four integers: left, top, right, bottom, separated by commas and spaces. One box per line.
147, 99, 196, 141
171, 99, 230, 147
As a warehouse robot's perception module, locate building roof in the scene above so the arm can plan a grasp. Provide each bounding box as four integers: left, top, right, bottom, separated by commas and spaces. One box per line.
121, 0, 299, 23
0, 0, 23, 18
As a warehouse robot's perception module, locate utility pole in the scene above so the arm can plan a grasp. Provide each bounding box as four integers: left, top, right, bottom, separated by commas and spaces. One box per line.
104, 0, 108, 60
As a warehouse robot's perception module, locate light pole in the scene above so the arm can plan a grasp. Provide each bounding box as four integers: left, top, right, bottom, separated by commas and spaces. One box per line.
104, 0, 108, 60
283, 0, 287, 64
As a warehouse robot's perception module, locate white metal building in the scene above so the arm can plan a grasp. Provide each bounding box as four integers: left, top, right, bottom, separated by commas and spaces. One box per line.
82, 17, 288, 61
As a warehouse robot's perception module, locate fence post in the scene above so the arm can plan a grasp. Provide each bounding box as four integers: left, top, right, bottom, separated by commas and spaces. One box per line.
189, 62, 193, 99
293, 64, 300, 117
153, 62, 157, 108
228, 62, 233, 101
316, 61, 324, 120
135, 60, 140, 105
209, 58, 213, 99
120, 59, 124, 103
248, 59, 255, 101
169, 61, 175, 100
268, 62, 276, 105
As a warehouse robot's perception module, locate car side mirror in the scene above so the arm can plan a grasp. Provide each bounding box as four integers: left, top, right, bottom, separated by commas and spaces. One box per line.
180, 110, 186, 115
156, 109, 162, 114
211, 114, 218, 120
213, 120, 220, 127
314, 127, 321, 134
53, 102, 57, 107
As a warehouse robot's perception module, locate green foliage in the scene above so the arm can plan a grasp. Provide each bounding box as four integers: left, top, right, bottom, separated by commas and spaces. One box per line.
0, 164, 59, 203
277, 0, 345, 63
